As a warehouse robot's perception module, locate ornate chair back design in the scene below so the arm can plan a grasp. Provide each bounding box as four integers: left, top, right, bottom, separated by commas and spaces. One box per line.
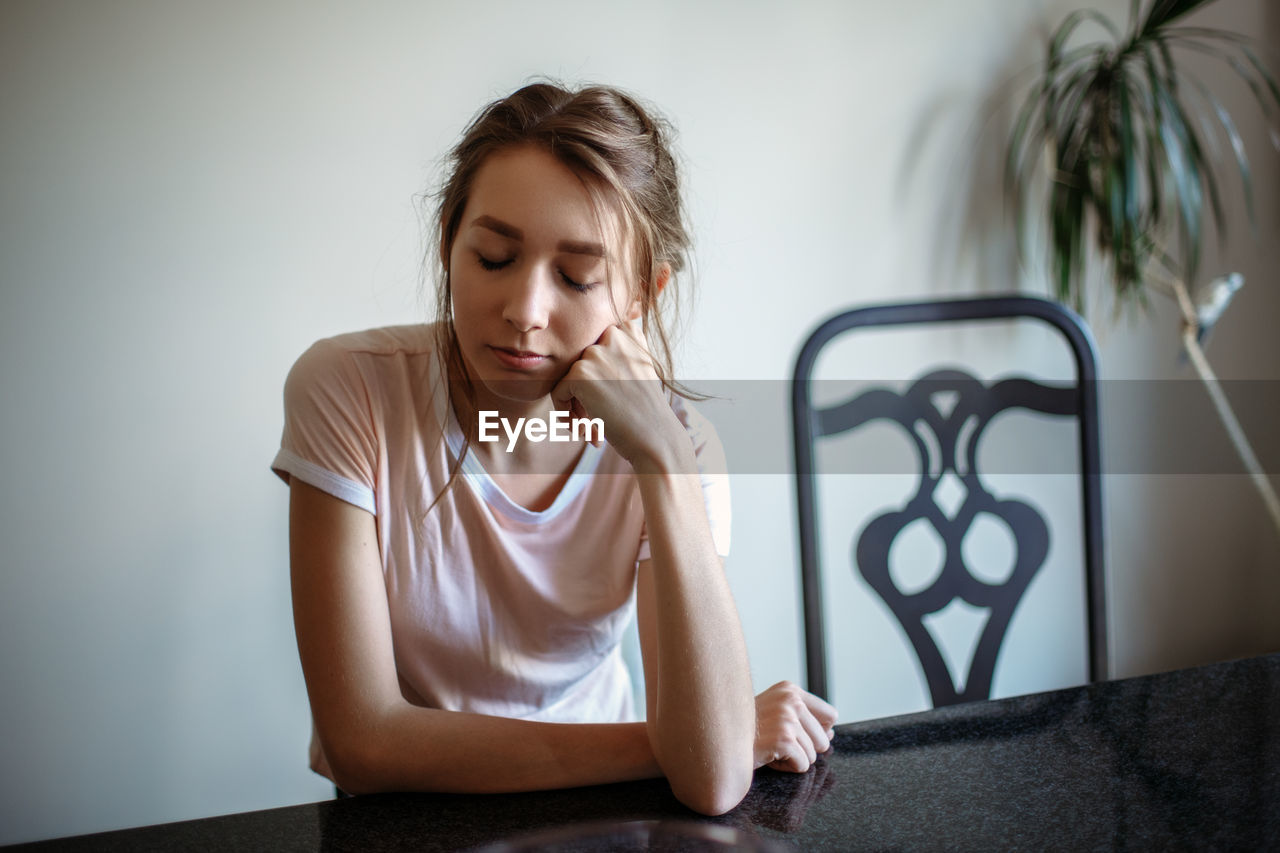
791, 297, 1106, 705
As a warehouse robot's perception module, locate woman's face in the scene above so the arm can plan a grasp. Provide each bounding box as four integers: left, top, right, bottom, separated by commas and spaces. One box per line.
448, 145, 639, 409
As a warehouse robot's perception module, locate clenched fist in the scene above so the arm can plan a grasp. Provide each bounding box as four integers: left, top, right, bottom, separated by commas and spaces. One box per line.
754, 681, 838, 773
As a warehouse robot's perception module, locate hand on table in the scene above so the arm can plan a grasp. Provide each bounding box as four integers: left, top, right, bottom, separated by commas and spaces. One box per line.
753, 681, 838, 773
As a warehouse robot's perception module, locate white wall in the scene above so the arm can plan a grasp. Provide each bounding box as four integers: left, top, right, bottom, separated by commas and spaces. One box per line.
2, 0, 1276, 844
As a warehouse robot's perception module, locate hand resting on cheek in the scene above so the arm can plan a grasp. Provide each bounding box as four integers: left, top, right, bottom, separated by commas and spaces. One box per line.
551, 316, 686, 472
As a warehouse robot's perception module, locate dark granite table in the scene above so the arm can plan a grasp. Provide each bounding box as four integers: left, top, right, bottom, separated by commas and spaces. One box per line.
13, 653, 1279, 851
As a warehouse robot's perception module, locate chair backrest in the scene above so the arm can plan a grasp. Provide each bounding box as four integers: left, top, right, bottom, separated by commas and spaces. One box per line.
791, 296, 1106, 705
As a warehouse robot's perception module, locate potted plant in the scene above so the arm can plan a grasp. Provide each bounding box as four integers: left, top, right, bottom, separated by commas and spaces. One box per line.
1005, 0, 1280, 537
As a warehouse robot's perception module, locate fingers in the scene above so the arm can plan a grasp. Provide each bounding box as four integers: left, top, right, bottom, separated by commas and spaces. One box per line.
549, 379, 572, 408
770, 681, 838, 730
767, 745, 812, 774
595, 319, 636, 349
576, 320, 656, 382
603, 316, 657, 369
802, 691, 839, 734
764, 723, 814, 773
621, 314, 646, 341
754, 681, 840, 775
796, 703, 831, 756
540, 391, 602, 448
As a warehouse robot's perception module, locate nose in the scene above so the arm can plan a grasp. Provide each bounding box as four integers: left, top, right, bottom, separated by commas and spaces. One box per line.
502, 264, 552, 333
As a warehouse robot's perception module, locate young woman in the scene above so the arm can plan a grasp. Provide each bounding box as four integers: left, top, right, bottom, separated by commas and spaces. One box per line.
272, 82, 836, 816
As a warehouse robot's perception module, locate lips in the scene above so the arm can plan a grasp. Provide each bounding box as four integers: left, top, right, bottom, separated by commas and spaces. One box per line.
489, 345, 549, 370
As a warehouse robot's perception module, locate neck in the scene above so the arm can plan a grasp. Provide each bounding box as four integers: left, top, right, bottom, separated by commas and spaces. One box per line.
447, 363, 585, 476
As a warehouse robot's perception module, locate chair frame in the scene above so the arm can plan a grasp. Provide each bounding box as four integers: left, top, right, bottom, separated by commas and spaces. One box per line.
791, 296, 1107, 702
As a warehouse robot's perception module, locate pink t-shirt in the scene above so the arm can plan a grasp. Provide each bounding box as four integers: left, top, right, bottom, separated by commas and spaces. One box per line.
271, 324, 730, 780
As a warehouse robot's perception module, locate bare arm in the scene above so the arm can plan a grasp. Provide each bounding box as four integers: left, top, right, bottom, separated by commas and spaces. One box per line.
633, 462, 756, 816
553, 318, 756, 815
292, 475, 833, 808
288, 478, 662, 795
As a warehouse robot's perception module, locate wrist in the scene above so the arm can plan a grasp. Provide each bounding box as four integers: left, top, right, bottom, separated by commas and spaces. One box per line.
627, 410, 697, 476
629, 437, 697, 477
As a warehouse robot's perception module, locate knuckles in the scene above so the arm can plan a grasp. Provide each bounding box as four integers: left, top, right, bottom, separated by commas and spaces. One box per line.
754, 679, 837, 773
768, 680, 802, 700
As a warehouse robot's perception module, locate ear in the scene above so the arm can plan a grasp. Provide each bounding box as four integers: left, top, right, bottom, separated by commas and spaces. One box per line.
653, 263, 671, 296
626, 264, 670, 320
439, 236, 450, 272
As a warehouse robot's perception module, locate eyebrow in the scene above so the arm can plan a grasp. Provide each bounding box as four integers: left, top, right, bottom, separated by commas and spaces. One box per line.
471, 215, 606, 258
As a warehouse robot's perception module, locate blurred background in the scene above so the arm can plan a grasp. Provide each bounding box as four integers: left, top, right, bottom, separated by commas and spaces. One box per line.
2, 0, 1276, 844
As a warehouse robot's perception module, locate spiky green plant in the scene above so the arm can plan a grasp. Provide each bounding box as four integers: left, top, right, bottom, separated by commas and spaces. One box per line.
1006, 0, 1280, 313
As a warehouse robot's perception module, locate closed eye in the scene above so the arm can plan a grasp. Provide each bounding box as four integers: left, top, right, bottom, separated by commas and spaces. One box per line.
559, 270, 595, 293
476, 253, 512, 272
476, 251, 595, 293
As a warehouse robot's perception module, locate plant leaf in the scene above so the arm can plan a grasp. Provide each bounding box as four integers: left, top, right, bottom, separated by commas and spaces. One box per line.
1116, 70, 1143, 284
1184, 71, 1255, 232
1135, 44, 1168, 226
1117, 71, 1140, 231
1140, 0, 1217, 37
1154, 82, 1204, 280
1168, 78, 1225, 247
1006, 81, 1049, 261
1155, 34, 1219, 280
1162, 31, 1280, 125
1050, 138, 1091, 310
1238, 43, 1280, 113
1004, 0, 1278, 313
1055, 60, 1110, 172
1050, 8, 1121, 64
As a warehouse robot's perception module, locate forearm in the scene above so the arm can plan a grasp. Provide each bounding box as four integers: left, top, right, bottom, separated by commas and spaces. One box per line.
331, 708, 660, 795
634, 443, 755, 815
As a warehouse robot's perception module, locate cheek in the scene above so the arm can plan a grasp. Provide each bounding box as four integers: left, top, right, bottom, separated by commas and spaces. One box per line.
605, 279, 639, 320
562, 300, 620, 344
448, 269, 485, 323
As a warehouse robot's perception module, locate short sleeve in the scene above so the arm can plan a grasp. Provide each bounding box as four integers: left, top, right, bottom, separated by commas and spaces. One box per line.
636, 396, 731, 562
270, 338, 378, 515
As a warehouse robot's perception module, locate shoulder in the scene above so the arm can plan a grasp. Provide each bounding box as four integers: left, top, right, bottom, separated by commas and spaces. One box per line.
275, 324, 446, 508
293, 323, 438, 367
286, 324, 439, 391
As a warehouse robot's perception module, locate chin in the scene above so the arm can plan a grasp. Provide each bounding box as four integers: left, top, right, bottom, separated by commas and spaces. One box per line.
478, 376, 558, 404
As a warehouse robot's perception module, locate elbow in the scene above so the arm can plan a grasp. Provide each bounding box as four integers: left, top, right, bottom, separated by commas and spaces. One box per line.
673, 773, 751, 817
669, 761, 753, 817
329, 761, 378, 798
651, 713, 756, 816
324, 733, 389, 797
